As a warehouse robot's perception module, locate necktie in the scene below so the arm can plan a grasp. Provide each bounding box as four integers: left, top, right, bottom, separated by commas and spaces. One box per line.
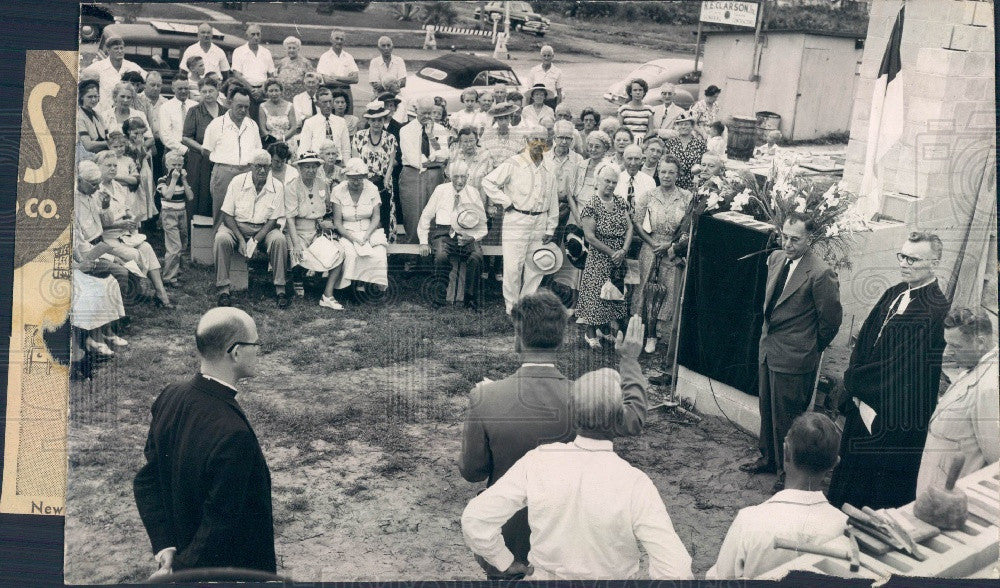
421, 125, 431, 157
764, 259, 791, 321
325, 117, 333, 139
627, 175, 636, 212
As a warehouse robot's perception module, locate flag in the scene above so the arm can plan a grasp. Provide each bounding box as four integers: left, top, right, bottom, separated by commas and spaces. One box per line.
857, 4, 906, 219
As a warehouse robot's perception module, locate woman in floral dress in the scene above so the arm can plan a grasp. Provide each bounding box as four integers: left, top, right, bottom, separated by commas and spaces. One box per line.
662, 111, 707, 190
351, 101, 398, 240
577, 164, 633, 349
633, 156, 691, 353
275, 36, 314, 102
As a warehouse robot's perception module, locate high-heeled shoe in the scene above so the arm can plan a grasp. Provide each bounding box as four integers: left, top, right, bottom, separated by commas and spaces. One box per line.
85, 338, 115, 357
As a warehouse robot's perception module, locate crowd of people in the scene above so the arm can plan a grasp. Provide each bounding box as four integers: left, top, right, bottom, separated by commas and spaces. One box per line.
71, 19, 998, 583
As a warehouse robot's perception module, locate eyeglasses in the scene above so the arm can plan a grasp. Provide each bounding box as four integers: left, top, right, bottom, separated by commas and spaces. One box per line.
227, 341, 261, 353
897, 252, 932, 265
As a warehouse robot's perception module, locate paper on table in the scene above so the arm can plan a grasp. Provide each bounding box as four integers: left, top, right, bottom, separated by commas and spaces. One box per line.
855, 398, 877, 434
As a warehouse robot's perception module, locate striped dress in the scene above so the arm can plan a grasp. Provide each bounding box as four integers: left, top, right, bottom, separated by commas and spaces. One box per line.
617, 102, 655, 140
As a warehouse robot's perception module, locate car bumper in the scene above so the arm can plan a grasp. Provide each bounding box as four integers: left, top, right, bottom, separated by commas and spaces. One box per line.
603, 92, 626, 105
521, 21, 549, 33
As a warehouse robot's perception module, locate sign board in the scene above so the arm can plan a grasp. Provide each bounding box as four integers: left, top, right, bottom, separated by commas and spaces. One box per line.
699, 1, 760, 28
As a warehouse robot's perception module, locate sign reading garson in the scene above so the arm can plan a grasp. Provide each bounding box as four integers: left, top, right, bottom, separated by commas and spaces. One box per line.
700, 1, 761, 28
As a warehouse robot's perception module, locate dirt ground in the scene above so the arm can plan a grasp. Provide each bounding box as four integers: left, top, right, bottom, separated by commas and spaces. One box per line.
63, 262, 810, 582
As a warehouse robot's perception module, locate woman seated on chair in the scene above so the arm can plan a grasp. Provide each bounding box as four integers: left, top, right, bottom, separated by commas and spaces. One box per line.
95, 150, 172, 308
320, 157, 388, 309
417, 159, 487, 307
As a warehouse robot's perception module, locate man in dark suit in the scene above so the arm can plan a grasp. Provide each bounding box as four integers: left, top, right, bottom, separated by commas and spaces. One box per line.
459, 291, 649, 580
828, 231, 950, 509
741, 213, 842, 493
134, 307, 275, 578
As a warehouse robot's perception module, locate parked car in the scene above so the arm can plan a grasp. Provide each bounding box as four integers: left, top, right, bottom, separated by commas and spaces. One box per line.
92, 22, 244, 98
603, 58, 701, 108
316, 1, 371, 13
403, 53, 524, 108
475, 1, 550, 36
80, 4, 116, 43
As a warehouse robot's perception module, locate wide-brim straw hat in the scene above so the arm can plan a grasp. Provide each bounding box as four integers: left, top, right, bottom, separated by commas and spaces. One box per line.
362, 100, 391, 119
528, 82, 556, 101
487, 101, 519, 118
672, 110, 695, 124
453, 203, 487, 236
294, 150, 323, 166
525, 242, 564, 275
343, 157, 369, 177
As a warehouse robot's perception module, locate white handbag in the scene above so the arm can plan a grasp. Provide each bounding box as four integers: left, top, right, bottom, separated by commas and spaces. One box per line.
299, 233, 345, 271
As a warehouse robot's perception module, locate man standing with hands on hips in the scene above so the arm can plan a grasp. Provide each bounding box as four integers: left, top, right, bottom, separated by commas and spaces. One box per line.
482, 127, 559, 314
741, 212, 842, 493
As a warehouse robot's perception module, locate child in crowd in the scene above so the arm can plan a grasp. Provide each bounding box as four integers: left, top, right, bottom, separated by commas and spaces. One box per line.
108, 130, 141, 209
155, 150, 194, 286
450, 88, 483, 133
477, 90, 495, 120
706, 121, 727, 158
754, 129, 783, 159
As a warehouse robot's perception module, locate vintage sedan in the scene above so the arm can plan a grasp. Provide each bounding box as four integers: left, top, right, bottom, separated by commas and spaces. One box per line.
603, 58, 701, 107
403, 53, 524, 108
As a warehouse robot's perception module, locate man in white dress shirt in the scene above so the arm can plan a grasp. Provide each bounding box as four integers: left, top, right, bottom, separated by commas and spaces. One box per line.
181, 23, 231, 79
203, 86, 263, 223
296, 87, 351, 159
522, 45, 562, 108
398, 97, 451, 244
481, 127, 559, 314
614, 144, 655, 211
213, 150, 289, 309
651, 84, 686, 134
81, 32, 146, 108
917, 307, 999, 494
316, 29, 359, 112
158, 78, 197, 157
230, 24, 275, 102
544, 120, 584, 234
708, 412, 849, 580
369, 36, 407, 95
292, 72, 321, 128
461, 324, 693, 580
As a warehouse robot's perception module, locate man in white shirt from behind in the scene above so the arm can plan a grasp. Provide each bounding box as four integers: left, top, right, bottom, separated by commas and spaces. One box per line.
707, 412, 849, 580
461, 325, 694, 581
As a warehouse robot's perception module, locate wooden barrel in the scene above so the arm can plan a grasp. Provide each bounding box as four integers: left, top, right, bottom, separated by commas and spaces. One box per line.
727, 116, 757, 161
755, 111, 781, 143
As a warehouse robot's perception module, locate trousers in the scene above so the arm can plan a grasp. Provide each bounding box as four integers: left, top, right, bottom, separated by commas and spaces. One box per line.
214, 223, 288, 292
758, 359, 816, 479
501, 210, 548, 313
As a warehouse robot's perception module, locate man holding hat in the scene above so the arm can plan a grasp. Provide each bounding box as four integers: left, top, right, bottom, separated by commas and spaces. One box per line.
82, 31, 146, 108
482, 126, 559, 314
213, 149, 290, 308
417, 160, 487, 307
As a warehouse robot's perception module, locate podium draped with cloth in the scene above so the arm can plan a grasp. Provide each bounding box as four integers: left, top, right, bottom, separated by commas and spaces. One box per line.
677, 213, 774, 396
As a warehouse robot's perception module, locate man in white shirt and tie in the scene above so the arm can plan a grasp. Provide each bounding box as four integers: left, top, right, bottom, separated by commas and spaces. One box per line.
181, 22, 231, 79
614, 144, 655, 212
297, 87, 351, 160
158, 77, 197, 158
369, 36, 407, 95
202, 86, 263, 223
461, 318, 692, 581
398, 97, 450, 244
292, 72, 322, 130
316, 29, 359, 112
481, 127, 559, 314
230, 23, 275, 109
651, 84, 686, 134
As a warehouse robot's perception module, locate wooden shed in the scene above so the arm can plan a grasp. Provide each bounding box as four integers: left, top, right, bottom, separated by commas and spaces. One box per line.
701, 29, 864, 141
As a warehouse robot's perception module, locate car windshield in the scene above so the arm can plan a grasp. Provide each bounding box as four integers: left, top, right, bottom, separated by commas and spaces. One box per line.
627, 64, 668, 81
471, 69, 520, 87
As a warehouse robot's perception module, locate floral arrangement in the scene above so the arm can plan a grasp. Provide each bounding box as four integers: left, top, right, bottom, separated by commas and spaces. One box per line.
697, 158, 868, 270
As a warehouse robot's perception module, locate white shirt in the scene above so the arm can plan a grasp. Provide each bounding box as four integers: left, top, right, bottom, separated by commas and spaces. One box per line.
523, 63, 563, 94
461, 435, 693, 580
782, 256, 801, 290
158, 97, 197, 154
399, 120, 451, 168
297, 113, 351, 160
417, 183, 487, 244
220, 172, 285, 224
449, 109, 489, 134
202, 114, 262, 166
614, 170, 656, 207
81, 57, 146, 107
316, 49, 359, 82
917, 347, 1000, 495
292, 91, 318, 125
231, 43, 275, 87
521, 104, 555, 129
706, 489, 849, 580
368, 54, 406, 88
180, 42, 230, 76
482, 152, 560, 235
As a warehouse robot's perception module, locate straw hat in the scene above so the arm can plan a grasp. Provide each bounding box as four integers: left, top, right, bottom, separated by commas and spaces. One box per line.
294, 150, 323, 166
452, 203, 487, 237
563, 224, 588, 270
343, 157, 368, 177
487, 101, 519, 118
672, 110, 695, 124
525, 242, 564, 275
528, 82, 556, 101
362, 100, 391, 119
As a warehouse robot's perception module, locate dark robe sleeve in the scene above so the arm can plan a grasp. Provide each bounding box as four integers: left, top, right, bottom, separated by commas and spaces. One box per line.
459, 387, 492, 483
133, 397, 174, 554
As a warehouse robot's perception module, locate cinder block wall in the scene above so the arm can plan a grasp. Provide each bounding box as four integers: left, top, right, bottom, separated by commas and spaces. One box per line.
837, 0, 996, 343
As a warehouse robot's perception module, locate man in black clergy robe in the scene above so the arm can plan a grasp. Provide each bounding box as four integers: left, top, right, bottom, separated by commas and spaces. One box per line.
828, 231, 951, 509
134, 307, 275, 577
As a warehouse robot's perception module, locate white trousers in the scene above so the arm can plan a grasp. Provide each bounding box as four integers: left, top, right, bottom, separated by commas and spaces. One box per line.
501, 210, 548, 313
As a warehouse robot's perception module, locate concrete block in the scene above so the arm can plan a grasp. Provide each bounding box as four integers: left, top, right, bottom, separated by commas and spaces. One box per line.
962, 77, 995, 102
884, 185, 920, 221
962, 50, 995, 76
675, 366, 760, 437
963, 0, 995, 27
971, 26, 995, 52
916, 170, 961, 199
914, 47, 967, 76
228, 255, 249, 292
949, 23, 992, 51
923, 20, 959, 48
190, 214, 214, 265
955, 101, 997, 130
846, 139, 869, 166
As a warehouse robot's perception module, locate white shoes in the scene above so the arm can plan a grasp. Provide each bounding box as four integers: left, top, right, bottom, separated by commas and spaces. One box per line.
319, 295, 344, 311
85, 338, 114, 357
106, 334, 129, 347
644, 337, 657, 354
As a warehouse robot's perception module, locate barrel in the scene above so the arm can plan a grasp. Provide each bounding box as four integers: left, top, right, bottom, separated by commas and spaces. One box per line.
727, 116, 757, 161
755, 111, 781, 143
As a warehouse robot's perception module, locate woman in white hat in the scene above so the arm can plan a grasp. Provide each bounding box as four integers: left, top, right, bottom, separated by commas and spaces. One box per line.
417, 159, 487, 307
325, 157, 389, 299
577, 164, 633, 349
521, 83, 555, 130
351, 100, 398, 240
283, 151, 329, 296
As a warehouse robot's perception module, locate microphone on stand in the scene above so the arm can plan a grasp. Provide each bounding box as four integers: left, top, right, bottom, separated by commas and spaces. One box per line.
737, 247, 780, 261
